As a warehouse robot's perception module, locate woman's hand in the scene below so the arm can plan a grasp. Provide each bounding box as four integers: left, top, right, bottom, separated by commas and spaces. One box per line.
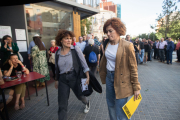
9, 60, 13, 67
55, 81, 58, 89
134, 90, 140, 101
85, 77, 89, 85
17, 60, 23, 65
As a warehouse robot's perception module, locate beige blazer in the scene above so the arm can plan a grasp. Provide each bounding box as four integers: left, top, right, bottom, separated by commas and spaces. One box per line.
99, 39, 141, 99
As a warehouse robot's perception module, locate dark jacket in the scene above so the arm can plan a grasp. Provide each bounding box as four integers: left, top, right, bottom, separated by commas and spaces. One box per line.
167, 41, 174, 52
1, 42, 19, 64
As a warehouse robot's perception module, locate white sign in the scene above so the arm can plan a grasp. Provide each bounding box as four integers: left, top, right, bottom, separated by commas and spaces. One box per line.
17, 41, 27, 52
0, 26, 12, 39
15, 29, 26, 40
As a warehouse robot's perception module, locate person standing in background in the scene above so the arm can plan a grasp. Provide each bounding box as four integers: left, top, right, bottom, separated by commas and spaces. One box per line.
134, 38, 140, 65
85, 34, 92, 47
83, 39, 100, 75
76, 36, 86, 52
156, 38, 167, 63
31, 37, 50, 87
144, 39, 150, 63
148, 39, 153, 61
48, 40, 59, 79
83, 35, 86, 42
139, 38, 144, 64
72, 37, 76, 46
1, 35, 20, 64
153, 39, 158, 59
164, 37, 169, 60
166, 37, 174, 64
126, 35, 133, 43
27, 34, 45, 71
156, 39, 160, 60
175, 38, 180, 62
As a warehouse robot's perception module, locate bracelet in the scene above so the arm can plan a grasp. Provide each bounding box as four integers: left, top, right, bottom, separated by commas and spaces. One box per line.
22, 66, 24, 68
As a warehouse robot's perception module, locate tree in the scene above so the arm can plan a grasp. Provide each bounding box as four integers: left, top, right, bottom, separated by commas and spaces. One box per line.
155, 0, 180, 38
81, 17, 92, 36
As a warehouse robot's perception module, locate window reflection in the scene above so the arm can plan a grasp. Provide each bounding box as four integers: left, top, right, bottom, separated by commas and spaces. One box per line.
25, 4, 73, 50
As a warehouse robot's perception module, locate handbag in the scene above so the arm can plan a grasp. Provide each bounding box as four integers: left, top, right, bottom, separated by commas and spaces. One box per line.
49, 53, 55, 64
72, 49, 93, 97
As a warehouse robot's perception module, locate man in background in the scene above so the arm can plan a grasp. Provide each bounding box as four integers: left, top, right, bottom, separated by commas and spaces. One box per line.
156, 38, 167, 63
153, 39, 159, 59
85, 34, 92, 47
175, 38, 180, 62
83, 39, 100, 75
166, 37, 174, 64
126, 35, 133, 43
76, 36, 86, 52
139, 38, 144, 64
83, 35, 86, 42
148, 38, 153, 61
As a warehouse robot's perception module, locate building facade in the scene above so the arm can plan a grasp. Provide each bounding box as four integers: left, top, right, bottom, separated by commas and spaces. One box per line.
90, 9, 116, 40
117, 4, 121, 19
0, 0, 99, 69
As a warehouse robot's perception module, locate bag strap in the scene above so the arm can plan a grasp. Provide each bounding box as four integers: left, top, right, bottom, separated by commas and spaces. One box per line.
55, 48, 60, 80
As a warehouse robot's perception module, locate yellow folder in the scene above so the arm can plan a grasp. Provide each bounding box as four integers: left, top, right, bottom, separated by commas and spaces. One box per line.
122, 94, 142, 119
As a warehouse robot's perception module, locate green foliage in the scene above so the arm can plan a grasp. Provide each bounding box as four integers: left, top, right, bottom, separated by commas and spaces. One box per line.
155, 0, 180, 39
138, 33, 158, 41
81, 17, 92, 36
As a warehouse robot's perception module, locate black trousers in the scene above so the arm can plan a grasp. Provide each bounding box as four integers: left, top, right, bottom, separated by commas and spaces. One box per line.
89, 65, 97, 76
177, 50, 180, 62
50, 63, 55, 77
154, 48, 157, 59
159, 49, 165, 62
58, 71, 88, 120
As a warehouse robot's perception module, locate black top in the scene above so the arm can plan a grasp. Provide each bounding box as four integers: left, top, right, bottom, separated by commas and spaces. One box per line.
144, 42, 150, 52
83, 45, 100, 67
134, 42, 139, 53
140, 41, 144, 49
2, 63, 22, 76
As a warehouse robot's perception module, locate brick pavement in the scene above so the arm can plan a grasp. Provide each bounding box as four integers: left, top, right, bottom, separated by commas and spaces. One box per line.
3, 58, 180, 120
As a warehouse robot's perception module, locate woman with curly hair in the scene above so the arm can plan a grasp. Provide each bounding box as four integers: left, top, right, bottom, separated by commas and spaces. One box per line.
54, 30, 90, 120
99, 18, 141, 120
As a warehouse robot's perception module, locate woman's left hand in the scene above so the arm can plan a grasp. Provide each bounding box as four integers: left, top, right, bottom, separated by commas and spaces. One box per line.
85, 77, 90, 85
134, 90, 140, 101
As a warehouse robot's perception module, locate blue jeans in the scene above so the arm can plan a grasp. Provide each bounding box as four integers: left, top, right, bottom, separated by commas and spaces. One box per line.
150, 49, 154, 61
106, 70, 130, 120
166, 51, 173, 64
139, 49, 144, 63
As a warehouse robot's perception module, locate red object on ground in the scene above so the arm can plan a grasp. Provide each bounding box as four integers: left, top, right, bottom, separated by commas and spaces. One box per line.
0, 72, 45, 89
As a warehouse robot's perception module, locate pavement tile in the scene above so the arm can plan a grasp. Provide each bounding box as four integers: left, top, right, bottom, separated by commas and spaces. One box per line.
3, 58, 180, 120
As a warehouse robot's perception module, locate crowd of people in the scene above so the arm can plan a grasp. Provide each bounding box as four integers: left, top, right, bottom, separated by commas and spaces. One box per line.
126, 35, 178, 65
1, 16, 179, 120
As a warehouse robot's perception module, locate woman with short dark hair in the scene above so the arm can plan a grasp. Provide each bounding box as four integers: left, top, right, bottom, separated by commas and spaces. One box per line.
3, 54, 29, 110
99, 18, 141, 120
55, 30, 90, 120
31, 37, 50, 87
1, 35, 20, 64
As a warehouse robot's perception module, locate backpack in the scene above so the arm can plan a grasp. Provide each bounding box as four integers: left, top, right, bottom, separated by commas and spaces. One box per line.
88, 47, 97, 63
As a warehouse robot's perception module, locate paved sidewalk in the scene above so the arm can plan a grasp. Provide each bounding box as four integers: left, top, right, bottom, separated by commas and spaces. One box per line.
4, 59, 180, 120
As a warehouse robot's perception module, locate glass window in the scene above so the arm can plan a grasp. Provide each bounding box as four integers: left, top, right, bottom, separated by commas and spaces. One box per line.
25, 4, 73, 50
